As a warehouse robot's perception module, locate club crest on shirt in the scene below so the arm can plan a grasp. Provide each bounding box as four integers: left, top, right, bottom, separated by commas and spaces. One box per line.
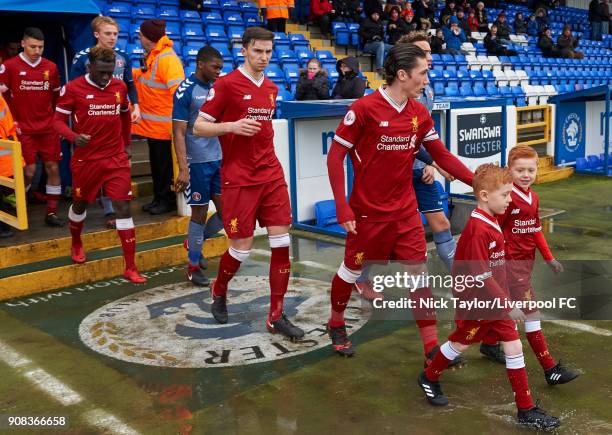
269, 93, 275, 107
411, 116, 418, 133
466, 327, 480, 341
43, 70, 49, 81
229, 217, 238, 233
354, 252, 364, 266
192, 192, 201, 201
206, 88, 215, 101
343, 110, 356, 126
74, 187, 82, 198
115, 91, 121, 103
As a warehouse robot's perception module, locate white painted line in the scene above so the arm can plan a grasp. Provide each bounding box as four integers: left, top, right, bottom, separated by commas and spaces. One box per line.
250, 248, 272, 257
545, 320, 612, 336
297, 260, 338, 273
0, 339, 31, 368
23, 368, 83, 406
83, 409, 140, 435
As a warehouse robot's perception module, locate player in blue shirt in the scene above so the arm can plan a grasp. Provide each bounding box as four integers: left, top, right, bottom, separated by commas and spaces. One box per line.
173, 46, 224, 286
70, 16, 140, 228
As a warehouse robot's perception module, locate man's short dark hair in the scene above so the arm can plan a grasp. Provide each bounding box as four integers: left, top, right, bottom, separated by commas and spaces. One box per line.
242, 26, 274, 48
88, 46, 116, 64
23, 27, 44, 41
197, 46, 223, 63
384, 43, 427, 85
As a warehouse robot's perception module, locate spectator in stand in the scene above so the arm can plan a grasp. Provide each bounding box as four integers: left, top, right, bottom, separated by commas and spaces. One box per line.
484, 24, 518, 56
364, 0, 383, 17
493, 12, 512, 45
311, 0, 334, 37
403, 10, 419, 33
331, 57, 365, 99
333, 0, 362, 23
387, 6, 410, 44
0, 37, 20, 65
537, 26, 560, 57
443, 16, 467, 55
456, 9, 475, 41
589, 0, 603, 41
401, 1, 413, 18
359, 11, 392, 73
527, 14, 539, 36
535, 8, 549, 31
261, 0, 294, 33
430, 28, 448, 54
601, 0, 610, 35
514, 12, 527, 35
467, 8, 479, 33
414, 0, 436, 31
475, 2, 489, 33
295, 58, 330, 100
440, 0, 457, 26
557, 25, 584, 59
180, 0, 203, 11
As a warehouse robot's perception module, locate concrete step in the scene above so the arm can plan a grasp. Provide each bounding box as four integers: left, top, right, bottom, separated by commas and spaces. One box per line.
535, 166, 574, 184
131, 176, 153, 198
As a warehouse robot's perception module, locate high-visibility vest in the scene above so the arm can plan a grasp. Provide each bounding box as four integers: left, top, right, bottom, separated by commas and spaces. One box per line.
132, 36, 185, 140
260, 0, 294, 20
0, 94, 17, 177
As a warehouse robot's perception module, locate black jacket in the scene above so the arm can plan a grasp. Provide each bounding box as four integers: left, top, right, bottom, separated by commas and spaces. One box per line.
484, 33, 507, 55
431, 35, 446, 54
359, 17, 385, 44
537, 34, 557, 57
387, 17, 409, 44
331, 57, 366, 99
514, 16, 527, 34
333, 0, 361, 21
493, 19, 512, 39
364, 0, 383, 16
295, 70, 330, 100
589, 0, 602, 22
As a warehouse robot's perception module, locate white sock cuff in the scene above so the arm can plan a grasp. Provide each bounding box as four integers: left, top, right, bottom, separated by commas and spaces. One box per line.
525, 320, 541, 333
440, 341, 462, 361
505, 353, 526, 369
337, 262, 361, 284
46, 184, 62, 195
229, 246, 251, 262
269, 233, 290, 248
115, 218, 134, 230
68, 205, 86, 222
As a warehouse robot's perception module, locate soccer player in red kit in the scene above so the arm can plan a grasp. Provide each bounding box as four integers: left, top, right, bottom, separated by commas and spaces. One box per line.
326, 44, 474, 357
419, 164, 561, 430
0, 27, 64, 227
479, 145, 579, 384
53, 47, 146, 284
193, 27, 304, 340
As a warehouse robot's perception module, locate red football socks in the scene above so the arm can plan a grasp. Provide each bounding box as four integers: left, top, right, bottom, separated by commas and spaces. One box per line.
526, 330, 556, 370
269, 246, 290, 321
329, 273, 353, 327
410, 286, 438, 355
507, 366, 535, 410
46, 184, 61, 215
425, 350, 451, 382
213, 249, 243, 297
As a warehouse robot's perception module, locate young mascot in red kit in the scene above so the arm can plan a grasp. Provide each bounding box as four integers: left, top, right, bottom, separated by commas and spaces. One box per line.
193, 27, 304, 340
479, 145, 579, 385
326, 43, 474, 357
53, 47, 146, 284
419, 163, 561, 431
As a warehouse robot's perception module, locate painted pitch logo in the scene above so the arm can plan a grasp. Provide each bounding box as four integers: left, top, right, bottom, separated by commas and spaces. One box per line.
79, 277, 370, 368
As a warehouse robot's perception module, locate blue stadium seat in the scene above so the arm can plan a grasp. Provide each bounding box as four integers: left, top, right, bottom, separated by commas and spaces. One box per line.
295, 48, 314, 67
116, 37, 128, 52
202, 11, 224, 25
201, 0, 222, 11
456, 69, 469, 81
454, 54, 468, 69
180, 10, 201, 22
441, 54, 456, 70
183, 46, 200, 63
206, 26, 229, 43
165, 22, 181, 41
232, 47, 245, 64
283, 65, 300, 84
104, 2, 130, 18
239, 1, 259, 13
183, 24, 205, 44
486, 83, 500, 97
227, 25, 245, 41
158, 6, 180, 21
114, 18, 131, 37
469, 70, 483, 86
159, 0, 180, 5
428, 69, 442, 83
289, 33, 310, 49
442, 69, 457, 84
445, 82, 459, 97
460, 83, 473, 97
277, 49, 298, 67
276, 88, 293, 117
433, 81, 445, 96
273, 33, 291, 51
326, 67, 339, 84
132, 5, 156, 20
127, 43, 145, 62
473, 83, 487, 97
220, 0, 241, 12
315, 50, 335, 62
334, 23, 350, 46
481, 70, 495, 84
244, 13, 264, 27
220, 64, 233, 76
224, 12, 243, 25
314, 200, 346, 235
265, 65, 287, 87
210, 43, 233, 63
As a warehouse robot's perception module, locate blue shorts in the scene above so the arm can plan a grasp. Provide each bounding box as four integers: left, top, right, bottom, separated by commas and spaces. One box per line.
185, 160, 221, 206
413, 175, 444, 213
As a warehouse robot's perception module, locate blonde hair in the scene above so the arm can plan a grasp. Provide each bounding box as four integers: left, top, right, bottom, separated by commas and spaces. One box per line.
508, 145, 538, 167
92, 16, 119, 33
473, 163, 512, 195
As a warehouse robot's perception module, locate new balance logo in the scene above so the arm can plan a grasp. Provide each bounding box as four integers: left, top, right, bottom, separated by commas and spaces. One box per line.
19, 71, 26, 76
86, 95, 94, 99
489, 240, 497, 249
243, 94, 252, 100
511, 208, 520, 215
379, 121, 389, 127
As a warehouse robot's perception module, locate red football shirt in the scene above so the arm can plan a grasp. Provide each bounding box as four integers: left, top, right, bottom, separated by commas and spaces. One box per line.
497, 183, 542, 261
333, 87, 446, 222
198, 67, 283, 187
0, 53, 61, 134
55, 75, 130, 161
453, 208, 511, 319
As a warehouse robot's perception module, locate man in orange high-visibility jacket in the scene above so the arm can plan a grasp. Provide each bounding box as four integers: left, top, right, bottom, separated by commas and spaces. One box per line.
133, 19, 185, 215
0, 94, 17, 237
260, 0, 294, 33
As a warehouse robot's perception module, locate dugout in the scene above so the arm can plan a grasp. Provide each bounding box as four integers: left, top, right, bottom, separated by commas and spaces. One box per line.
280, 97, 511, 237
549, 85, 612, 176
